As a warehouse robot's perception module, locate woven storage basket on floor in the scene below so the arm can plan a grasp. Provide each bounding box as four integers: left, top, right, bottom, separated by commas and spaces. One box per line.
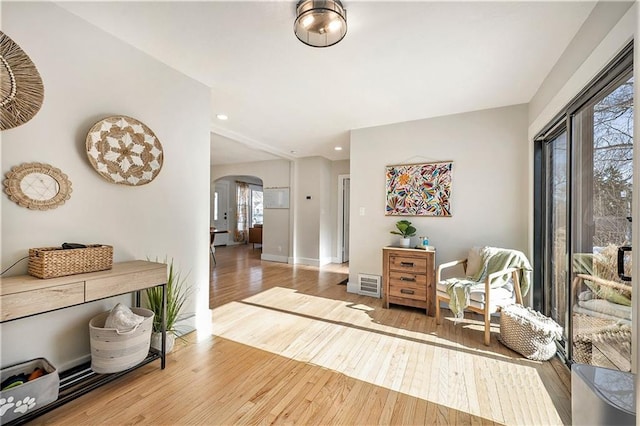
89, 307, 154, 374
28, 245, 113, 278
499, 304, 562, 361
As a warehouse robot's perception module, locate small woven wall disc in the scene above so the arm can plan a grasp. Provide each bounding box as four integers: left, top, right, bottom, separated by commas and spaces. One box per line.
0, 31, 45, 130
4, 162, 72, 210
86, 116, 164, 186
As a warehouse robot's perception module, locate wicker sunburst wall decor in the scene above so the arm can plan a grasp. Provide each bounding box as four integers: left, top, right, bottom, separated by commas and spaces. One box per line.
0, 32, 44, 130
86, 116, 164, 186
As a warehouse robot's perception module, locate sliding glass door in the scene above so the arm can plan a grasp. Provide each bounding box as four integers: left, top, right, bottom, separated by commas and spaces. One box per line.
536, 43, 633, 371
571, 74, 633, 371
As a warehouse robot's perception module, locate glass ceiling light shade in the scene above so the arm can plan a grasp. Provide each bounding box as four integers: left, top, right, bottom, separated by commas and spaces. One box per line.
294, 0, 347, 48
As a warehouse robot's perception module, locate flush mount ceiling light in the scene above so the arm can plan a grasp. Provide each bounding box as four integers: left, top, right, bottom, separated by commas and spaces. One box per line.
294, 0, 347, 48
216, 113, 228, 120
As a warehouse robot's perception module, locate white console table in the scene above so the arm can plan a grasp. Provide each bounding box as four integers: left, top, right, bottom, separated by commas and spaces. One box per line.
0, 260, 167, 425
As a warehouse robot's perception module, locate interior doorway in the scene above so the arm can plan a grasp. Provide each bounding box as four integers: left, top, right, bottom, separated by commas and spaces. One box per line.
338, 175, 350, 263
213, 180, 230, 246
212, 175, 264, 247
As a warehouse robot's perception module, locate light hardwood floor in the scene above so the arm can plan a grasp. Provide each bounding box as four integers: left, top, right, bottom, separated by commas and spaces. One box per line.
34, 244, 571, 425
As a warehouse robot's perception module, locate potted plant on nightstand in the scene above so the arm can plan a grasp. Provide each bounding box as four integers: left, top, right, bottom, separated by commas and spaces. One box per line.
391, 219, 417, 247
145, 259, 190, 353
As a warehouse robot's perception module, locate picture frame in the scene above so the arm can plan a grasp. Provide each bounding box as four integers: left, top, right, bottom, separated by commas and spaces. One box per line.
385, 161, 453, 216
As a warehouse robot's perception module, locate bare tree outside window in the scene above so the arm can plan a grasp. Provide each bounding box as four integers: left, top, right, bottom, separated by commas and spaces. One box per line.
593, 77, 634, 248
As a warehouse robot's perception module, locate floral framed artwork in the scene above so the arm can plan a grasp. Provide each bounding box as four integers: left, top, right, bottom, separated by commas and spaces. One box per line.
385, 161, 453, 216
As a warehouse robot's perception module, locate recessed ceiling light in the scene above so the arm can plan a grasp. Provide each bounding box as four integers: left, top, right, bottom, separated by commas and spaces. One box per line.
290, 150, 297, 154
216, 114, 228, 120
334, 146, 342, 151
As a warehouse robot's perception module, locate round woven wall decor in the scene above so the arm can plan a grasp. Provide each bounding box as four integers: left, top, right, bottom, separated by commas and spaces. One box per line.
86, 116, 164, 186
4, 162, 72, 210
0, 31, 45, 130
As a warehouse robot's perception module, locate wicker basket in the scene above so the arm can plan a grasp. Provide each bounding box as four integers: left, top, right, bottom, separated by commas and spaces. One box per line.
89, 307, 154, 374
499, 304, 563, 361
28, 245, 113, 279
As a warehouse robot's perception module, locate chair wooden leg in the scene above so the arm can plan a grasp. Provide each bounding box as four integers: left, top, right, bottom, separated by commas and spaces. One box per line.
436, 296, 442, 325
210, 246, 216, 265
484, 312, 491, 346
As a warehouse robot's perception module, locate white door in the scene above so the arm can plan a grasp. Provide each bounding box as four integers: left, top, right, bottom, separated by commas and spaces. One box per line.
213, 180, 230, 246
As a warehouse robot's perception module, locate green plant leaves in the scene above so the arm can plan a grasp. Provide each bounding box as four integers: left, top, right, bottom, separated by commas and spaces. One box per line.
145, 258, 190, 335
390, 219, 416, 237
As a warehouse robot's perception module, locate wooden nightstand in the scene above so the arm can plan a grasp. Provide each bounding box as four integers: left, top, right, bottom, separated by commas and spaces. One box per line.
382, 247, 435, 316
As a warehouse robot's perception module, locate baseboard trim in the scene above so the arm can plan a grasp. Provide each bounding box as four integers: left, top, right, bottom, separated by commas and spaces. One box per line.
286, 257, 342, 267
294, 257, 320, 267
346, 281, 359, 294
176, 314, 196, 336
319, 257, 333, 266
261, 253, 288, 263
59, 354, 92, 373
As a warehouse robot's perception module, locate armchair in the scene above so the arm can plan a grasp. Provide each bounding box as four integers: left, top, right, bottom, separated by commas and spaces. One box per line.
435, 247, 530, 345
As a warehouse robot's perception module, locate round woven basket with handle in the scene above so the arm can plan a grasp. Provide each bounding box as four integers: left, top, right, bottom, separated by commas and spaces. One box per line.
89, 307, 154, 374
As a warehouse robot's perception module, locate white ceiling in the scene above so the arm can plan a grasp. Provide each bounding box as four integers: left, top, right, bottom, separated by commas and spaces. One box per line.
57, 1, 597, 164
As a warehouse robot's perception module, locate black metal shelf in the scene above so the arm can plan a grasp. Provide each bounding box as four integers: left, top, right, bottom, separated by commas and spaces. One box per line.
6, 352, 163, 426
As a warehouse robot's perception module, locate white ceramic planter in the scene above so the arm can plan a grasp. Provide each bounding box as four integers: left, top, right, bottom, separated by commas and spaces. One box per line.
150, 331, 175, 354
400, 237, 410, 247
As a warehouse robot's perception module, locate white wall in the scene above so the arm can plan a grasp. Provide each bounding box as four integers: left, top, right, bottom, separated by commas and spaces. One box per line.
528, 3, 637, 138
293, 157, 332, 266
211, 160, 291, 262
528, 1, 634, 128
1, 2, 210, 370
527, 2, 637, 372
293, 158, 318, 264
348, 105, 529, 294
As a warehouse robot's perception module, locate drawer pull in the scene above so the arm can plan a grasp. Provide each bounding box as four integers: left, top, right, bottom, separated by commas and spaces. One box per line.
400, 262, 414, 267
400, 276, 416, 282
400, 289, 415, 295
